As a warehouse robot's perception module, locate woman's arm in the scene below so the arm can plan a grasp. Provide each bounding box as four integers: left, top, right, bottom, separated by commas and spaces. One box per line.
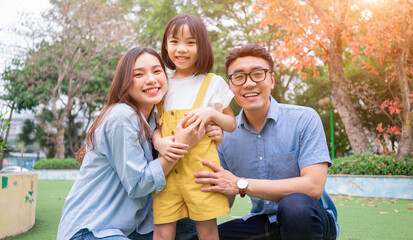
103, 106, 200, 197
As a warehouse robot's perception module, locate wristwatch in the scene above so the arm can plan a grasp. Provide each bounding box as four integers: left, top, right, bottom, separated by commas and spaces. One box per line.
237, 177, 249, 198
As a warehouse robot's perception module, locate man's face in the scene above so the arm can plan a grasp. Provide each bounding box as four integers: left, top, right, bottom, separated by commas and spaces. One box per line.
227, 56, 274, 114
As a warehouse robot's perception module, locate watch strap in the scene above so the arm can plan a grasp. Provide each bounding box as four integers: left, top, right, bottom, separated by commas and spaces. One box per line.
238, 177, 247, 198
239, 188, 246, 198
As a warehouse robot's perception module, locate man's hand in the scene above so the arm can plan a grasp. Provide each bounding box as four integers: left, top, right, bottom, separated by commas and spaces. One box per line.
194, 159, 239, 196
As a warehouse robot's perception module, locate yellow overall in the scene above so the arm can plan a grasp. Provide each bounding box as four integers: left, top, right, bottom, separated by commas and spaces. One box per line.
152, 73, 230, 224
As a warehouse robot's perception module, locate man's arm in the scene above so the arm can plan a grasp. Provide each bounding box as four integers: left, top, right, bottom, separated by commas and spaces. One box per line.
194, 160, 328, 201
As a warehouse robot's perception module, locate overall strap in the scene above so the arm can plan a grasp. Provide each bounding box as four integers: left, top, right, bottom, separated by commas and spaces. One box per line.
192, 73, 213, 109
156, 102, 164, 125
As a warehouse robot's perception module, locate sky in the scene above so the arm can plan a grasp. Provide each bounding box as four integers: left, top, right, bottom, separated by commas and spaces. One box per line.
0, 0, 51, 114
0, 0, 51, 72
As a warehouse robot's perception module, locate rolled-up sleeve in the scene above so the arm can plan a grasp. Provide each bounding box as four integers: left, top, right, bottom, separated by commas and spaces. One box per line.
147, 158, 166, 193
104, 111, 166, 198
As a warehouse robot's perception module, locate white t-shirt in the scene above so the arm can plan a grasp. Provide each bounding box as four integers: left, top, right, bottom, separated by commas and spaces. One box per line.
163, 73, 234, 112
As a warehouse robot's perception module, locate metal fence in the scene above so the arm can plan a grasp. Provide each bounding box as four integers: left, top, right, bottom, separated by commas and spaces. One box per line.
2, 152, 46, 170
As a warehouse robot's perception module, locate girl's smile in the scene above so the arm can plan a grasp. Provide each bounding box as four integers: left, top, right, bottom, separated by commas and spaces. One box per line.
166, 24, 198, 79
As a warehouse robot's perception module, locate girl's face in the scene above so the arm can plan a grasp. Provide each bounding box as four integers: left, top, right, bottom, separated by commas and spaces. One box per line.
166, 24, 198, 78
129, 52, 168, 119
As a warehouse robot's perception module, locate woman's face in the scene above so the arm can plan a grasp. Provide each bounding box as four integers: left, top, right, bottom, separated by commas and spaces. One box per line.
129, 52, 167, 119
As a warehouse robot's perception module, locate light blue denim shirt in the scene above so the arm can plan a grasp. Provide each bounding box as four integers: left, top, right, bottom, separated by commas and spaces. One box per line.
57, 103, 166, 240
218, 97, 339, 235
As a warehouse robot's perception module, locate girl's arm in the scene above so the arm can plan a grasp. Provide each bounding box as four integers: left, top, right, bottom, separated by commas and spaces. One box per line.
206, 124, 224, 148
185, 105, 236, 133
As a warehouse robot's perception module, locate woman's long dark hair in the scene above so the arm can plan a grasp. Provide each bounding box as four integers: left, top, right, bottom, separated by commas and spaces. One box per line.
76, 47, 166, 163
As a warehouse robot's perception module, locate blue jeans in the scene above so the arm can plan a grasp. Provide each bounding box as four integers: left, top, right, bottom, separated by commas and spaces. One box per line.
218, 193, 337, 240
71, 218, 197, 240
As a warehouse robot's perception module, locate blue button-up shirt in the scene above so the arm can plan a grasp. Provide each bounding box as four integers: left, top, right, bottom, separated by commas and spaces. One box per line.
218, 97, 339, 235
57, 103, 166, 240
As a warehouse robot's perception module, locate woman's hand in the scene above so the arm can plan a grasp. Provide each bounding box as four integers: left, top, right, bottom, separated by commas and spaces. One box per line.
206, 124, 224, 147
152, 128, 189, 162
154, 136, 189, 162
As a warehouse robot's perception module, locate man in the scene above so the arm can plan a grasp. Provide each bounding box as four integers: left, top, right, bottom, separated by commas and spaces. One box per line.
194, 44, 339, 239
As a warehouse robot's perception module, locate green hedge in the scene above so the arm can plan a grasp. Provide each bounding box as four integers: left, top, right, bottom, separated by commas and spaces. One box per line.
33, 158, 81, 170
328, 153, 413, 176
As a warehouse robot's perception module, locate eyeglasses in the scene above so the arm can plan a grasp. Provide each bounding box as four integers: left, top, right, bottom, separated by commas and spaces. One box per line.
227, 69, 271, 86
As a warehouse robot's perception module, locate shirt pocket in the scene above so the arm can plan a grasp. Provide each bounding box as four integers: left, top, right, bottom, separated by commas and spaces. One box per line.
269, 150, 299, 179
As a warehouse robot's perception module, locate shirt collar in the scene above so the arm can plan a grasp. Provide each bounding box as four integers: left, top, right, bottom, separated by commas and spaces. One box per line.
237, 96, 279, 129
147, 108, 157, 132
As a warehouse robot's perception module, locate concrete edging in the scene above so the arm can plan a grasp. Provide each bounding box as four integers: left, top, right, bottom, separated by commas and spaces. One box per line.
325, 175, 413, 199
31, 170, 413, 199
32, 169, 79, 180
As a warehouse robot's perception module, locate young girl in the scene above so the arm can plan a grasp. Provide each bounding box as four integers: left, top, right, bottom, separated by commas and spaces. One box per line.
152, 14, 236, 240
57, 47, 199, 240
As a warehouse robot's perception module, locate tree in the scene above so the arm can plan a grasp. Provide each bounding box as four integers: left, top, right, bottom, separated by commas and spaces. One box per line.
19, 0, 136, 159
18, 116, 56, 158
350, 0, 413, 159
0, 111, 10, 170
256, 0, 372, 153
135, 0, 180, 50
0, 59, 42, 169
134, 0, 298, 114
294, 65, 351, 156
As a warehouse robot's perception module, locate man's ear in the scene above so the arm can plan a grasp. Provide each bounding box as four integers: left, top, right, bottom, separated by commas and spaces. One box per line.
227, 78, 233, 90
270, 71, 275, 90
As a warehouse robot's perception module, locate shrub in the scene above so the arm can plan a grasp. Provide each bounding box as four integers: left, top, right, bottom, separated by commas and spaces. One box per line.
33, 158, 81, 170
328, 153, 413, 176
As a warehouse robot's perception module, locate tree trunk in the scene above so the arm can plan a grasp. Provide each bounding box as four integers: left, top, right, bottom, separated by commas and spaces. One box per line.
410, 126, 413, 155
0, 104, 15, 170
328, 28, 371, 153
393, 45, 412, 160
54, 126, 66, 159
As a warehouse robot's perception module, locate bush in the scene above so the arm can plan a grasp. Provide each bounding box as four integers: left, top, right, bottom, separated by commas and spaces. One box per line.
33, 158, 81, 170
328, 153, 413, 176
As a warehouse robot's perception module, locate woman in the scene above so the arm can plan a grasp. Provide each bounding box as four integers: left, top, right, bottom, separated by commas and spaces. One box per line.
57, 47, 203, 240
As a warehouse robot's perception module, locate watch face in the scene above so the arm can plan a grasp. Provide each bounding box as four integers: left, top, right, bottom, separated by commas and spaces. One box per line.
237, 178, 248, 189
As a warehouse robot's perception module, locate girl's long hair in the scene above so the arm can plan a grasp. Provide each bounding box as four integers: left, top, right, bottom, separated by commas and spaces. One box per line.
76, 47, 166, 163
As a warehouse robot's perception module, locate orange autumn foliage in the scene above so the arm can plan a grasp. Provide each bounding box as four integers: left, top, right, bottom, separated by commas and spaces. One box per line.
255, 0, 364, 78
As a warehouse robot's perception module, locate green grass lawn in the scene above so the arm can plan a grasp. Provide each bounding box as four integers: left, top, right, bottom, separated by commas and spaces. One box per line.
6, 180, 413, 240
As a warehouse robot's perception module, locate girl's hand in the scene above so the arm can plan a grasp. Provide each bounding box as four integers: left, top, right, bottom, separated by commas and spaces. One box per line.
206, 124, 224, 147
175, 114, 205, 148
154, 135, 189, 162
184, 107, 216, 135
